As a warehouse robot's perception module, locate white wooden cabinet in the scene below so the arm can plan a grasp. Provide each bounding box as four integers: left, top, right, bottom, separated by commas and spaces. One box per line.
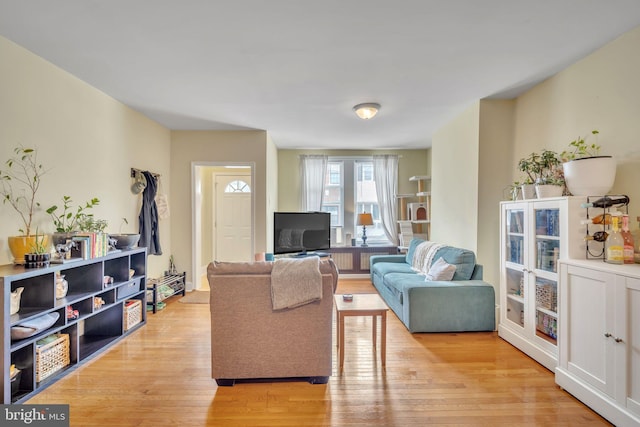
498, 197, 586, 371
557, 259, 640, 426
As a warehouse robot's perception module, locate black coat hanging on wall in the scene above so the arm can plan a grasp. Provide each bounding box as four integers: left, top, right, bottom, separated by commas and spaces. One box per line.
139, 171, 162, 255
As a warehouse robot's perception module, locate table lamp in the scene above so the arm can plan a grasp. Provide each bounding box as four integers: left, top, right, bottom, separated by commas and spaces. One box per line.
357, 213, 374, 247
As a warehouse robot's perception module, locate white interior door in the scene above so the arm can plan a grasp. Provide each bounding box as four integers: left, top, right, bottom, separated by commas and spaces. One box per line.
215, 174, 252, 262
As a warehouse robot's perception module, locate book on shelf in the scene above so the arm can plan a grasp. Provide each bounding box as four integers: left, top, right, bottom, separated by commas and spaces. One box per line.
72, 232, 109, 259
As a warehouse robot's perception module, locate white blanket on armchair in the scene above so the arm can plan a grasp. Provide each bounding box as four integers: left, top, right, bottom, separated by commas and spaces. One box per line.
271, 257, 323, 310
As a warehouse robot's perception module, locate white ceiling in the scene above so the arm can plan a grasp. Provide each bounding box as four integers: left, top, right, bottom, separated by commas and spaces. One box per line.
1, 1, 640, 149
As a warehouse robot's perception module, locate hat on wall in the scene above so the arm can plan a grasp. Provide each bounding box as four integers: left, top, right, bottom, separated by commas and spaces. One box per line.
131, 170, 147, 194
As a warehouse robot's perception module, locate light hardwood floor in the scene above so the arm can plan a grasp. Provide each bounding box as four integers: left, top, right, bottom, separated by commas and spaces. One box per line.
28, 279, 610, 426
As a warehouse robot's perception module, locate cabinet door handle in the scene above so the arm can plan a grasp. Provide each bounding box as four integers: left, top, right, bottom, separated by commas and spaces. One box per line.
614, 337, 624, 343
604, 333, 612, 338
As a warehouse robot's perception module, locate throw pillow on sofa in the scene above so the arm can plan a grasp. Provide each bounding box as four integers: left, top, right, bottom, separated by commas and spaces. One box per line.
425, 257, 456, 281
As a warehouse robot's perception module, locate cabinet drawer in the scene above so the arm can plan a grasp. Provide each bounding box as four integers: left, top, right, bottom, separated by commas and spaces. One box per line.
117, 279, 141, 300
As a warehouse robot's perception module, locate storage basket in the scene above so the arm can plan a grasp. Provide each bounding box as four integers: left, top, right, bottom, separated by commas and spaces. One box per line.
536, 283, 557, 311
36, 334, 70, 382
124, 299, 142, 331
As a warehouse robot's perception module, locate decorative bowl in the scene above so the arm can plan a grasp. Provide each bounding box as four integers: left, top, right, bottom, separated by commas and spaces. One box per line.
109, 233, 140, 249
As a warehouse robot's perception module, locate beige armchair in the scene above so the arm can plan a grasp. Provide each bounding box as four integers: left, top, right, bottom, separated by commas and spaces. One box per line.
207, 258, 338, 386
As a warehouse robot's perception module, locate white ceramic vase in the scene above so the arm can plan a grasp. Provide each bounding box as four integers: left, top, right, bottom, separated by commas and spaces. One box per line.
521, 184, 537, 200
563, 156, 616, 196
535, 184, 564, 199
10, 287, 24, 315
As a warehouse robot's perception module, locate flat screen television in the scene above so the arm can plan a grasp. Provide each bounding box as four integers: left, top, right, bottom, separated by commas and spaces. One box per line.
273, 211, 331, 255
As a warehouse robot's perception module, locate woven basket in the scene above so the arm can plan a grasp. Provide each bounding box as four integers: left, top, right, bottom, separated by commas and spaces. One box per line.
124, 300, 142, 331
36, 334, 70, 382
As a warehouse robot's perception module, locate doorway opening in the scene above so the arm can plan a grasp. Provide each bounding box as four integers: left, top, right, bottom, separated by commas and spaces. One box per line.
192, 163, 255, 290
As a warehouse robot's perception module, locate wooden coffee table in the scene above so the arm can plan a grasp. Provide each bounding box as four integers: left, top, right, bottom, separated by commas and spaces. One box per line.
334, 293, 389, 370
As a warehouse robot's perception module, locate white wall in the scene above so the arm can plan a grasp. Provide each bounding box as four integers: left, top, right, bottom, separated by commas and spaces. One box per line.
0, 36, 171, 277
431, 102, 480, 251
511, 26, 640, 222
169, 130, 271, 285
432, 25, 640, 304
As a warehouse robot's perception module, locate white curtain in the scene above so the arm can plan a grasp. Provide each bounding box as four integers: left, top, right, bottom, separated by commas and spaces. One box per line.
300, 155, 328, 211
373, 154, 399, 245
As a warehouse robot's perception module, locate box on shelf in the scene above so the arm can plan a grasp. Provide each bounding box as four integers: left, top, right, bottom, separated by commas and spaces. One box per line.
36, 334, 70, 382
124, 299, 142, 331
536, 282, 557, 311
536, 312, 557, 339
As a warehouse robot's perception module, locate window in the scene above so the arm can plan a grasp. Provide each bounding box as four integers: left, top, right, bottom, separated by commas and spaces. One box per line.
319, 158, 390, 246
224, 180, 251, 193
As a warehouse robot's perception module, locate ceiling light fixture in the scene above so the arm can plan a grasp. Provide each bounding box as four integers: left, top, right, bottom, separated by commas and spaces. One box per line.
353, 102, 381, 120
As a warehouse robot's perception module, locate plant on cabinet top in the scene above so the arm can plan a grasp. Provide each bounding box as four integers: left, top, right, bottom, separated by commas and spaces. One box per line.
0, 146, 48, 236
46, 196, 100, 233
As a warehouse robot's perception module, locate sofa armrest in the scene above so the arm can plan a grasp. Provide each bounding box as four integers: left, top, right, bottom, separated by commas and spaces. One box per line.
370, 254, 406, 266
471, 264, 483, 280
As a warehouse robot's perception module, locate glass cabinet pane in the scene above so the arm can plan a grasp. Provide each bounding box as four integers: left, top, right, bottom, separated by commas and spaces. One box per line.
535, 208, 559, 237
506, 209, 524, 265
507, 298, 525, 328
535, 208, 560, 273
506, 267, 524, 298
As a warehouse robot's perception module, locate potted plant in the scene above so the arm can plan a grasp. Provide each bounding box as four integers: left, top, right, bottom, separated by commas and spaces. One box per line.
534, 149, 564, 198
24, 231, 51, 269
46, 196, 100, 245
517, 153, 540, 200
561, 130, 616, 196
505, 180, 524, 201
78, 215, 108, 233
109, 218, 141, 249
0, 146, 50, 263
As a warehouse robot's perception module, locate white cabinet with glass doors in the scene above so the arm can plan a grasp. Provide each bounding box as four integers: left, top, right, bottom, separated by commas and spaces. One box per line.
498, 197, 586, 371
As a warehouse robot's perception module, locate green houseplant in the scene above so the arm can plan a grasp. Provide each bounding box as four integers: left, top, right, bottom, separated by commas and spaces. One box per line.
517, 149, 565, 199
517, 153, 539, 199
0, 146, 50, 263
561, 130, 616, 196
24, 231, 51, 268
46, 196, 100, 245
47, 196, 100, 233
109, 217, 141, 249
534, 149, 564, 198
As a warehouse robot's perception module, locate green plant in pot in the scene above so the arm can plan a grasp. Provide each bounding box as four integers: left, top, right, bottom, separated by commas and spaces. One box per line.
0, 146, 50, 264
46, 196, 100, 245
24, 231, 51, 269
505, 180, 525, 201
78, 215, 108, 233
109, 218, 141, 250
561, 130, 616, 196
517, 152, 540, 200
534, 149, 565, 198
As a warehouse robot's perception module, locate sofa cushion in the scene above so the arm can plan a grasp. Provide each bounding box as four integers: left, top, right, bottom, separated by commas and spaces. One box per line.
404, 238, 426, 265
371, 261, 414, 279
425, 257, 456, 281
432, 246, 476, 280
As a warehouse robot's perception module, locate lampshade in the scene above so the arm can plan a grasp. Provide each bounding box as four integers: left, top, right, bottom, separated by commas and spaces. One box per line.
353, 103, 380, 120
357, 213, 374, 226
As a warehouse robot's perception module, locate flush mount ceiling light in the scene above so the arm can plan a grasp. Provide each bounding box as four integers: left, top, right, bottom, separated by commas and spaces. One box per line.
353, 102, 381, 120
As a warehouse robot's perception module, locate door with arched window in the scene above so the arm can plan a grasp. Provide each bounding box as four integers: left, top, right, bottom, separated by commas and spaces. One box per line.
214, 174, 252, 262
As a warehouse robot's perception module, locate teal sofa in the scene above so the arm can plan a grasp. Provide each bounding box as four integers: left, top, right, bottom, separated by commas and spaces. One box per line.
370, 238, 495, 333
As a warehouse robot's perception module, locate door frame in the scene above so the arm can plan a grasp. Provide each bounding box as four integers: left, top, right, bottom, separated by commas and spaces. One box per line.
191, 161, 255, 291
